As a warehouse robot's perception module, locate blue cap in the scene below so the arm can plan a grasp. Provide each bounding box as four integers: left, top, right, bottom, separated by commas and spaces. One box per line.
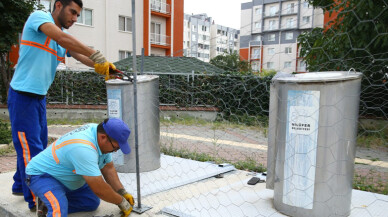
102, 118, 131, 154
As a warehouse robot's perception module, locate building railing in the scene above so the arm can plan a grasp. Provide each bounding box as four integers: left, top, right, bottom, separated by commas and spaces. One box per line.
150, 0, 170, 14
150, 33, 171, 46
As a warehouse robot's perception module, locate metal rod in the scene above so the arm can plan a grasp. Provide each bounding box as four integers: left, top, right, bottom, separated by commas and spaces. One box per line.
131, 0, 142, 208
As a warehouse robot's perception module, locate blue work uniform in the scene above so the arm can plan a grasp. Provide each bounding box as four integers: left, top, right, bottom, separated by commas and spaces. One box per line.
26, 124, 112, 216
8, 10, 69, 209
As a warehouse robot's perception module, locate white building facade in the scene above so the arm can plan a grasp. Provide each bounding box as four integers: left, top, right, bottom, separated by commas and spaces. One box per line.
37, 0, 184, 70
184, 14, 239, 62
240, 0, 324, 73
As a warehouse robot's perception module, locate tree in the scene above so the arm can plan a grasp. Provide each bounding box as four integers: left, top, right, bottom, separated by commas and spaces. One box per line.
209, 50, 251, 74
298, 0, 388, 118
298, 0, 388, 74
0, 0, 37, 100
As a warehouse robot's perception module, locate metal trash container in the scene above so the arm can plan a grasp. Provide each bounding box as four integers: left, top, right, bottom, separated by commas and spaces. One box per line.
106, 75, 160, 173
267, 71, 362, 217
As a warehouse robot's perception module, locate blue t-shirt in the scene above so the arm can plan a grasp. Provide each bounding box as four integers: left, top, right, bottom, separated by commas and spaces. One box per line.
26, 124, 112, 190
10, 10, 69, 95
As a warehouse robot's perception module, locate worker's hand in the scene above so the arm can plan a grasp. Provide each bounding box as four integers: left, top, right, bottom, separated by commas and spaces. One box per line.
90, 50, 116, 81
118, 188, 134, 206
118, 197, 133, 217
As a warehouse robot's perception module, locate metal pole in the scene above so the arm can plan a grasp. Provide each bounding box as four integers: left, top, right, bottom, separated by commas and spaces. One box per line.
131, 0, 151, 213
131, 0, 141, 208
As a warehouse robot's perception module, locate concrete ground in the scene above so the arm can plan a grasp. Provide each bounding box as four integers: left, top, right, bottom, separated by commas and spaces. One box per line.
0, 124, 387, 216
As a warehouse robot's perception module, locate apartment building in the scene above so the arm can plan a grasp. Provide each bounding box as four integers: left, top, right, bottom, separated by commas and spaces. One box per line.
210, 24, 239, 59
240, 0, 324, 73
29, 0, 183, 70
184, 13, 239, 62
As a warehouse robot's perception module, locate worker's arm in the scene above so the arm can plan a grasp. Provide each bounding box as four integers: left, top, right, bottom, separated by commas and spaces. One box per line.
68, 51, 95, 68
83, 175, 122, 205
39, 22, 95, 57
101, 162, 135, 206
101, 162, 124, 192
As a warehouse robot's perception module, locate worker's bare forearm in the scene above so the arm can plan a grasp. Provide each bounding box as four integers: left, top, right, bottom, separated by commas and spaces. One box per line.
101, 162, 124, 192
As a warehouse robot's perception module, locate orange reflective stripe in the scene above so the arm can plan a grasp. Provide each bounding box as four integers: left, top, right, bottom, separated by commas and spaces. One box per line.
44, 191, 61, 217
52, 139, 97, 164
44, 36, 51, 46
51, 141, 59, 164
18, 132, 31, 167
20, 40, 65, 62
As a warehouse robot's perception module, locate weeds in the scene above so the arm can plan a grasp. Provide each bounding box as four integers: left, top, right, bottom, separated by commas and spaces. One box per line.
353, 170, 388, 195
161, 144, 266, 173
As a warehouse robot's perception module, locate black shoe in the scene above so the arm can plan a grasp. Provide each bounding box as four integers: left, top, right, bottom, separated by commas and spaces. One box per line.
29, 205, 36, 212
12, 192, 24, 196
37, 197, 48, 217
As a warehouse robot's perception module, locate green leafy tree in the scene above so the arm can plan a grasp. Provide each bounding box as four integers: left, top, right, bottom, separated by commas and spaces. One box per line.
0, 0, 37, 100
298, 0, 388, 74
298, 0, 388, 118
209, 50, 251, 74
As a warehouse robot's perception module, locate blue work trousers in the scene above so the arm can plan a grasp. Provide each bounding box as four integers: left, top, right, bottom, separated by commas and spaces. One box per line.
26, 174, 100, 216
7, 87, 48, 209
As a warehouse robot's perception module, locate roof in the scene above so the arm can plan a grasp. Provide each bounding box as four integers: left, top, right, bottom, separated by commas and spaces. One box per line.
114, 56, 224, 75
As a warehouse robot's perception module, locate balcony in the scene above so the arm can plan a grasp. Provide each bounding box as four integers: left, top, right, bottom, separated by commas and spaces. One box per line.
150, 0, 170, 15
150, 33, 171, 47
263, 25, 279, 32
263, 11, 279, 18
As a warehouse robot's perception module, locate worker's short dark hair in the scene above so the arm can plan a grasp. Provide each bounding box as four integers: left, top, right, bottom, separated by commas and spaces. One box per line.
53, 0, 83, 11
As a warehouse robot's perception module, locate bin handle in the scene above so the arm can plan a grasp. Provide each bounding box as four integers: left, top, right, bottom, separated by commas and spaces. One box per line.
347, 68, 356, 75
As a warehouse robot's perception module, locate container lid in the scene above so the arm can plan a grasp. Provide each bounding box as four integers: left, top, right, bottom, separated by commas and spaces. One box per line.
106, 75, 159, 85
275, 71, 362, 83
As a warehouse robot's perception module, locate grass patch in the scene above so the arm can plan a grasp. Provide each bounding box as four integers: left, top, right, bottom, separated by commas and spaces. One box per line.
47, 118, 103, 126
161, 144, 266, 173
0, 144, 15, 156
353, 171, 388, 195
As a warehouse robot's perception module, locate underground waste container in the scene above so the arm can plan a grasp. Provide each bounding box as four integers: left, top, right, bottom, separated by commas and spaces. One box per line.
266, 71, 362, 217
106, 75, 160, 173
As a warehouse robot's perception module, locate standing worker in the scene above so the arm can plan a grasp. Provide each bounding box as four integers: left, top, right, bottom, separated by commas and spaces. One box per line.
26, 118, 134, 216
8, 0, 114, 211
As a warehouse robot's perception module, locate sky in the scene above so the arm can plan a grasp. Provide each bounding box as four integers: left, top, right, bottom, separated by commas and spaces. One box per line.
184, 0, 251, 30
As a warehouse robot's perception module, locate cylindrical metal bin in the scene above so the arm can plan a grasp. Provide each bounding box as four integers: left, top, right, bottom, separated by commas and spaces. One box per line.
106, 75, 160, 173
267, 71, 362, 217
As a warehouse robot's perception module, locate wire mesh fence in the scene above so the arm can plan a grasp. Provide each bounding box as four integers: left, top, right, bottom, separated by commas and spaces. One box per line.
0, 0, 387, 216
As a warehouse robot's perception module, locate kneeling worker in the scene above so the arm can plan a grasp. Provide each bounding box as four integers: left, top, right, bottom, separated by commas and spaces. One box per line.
26, 118, 134, 216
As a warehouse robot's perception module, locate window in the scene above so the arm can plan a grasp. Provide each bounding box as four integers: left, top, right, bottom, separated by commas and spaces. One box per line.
284, 61, 292, 68
77, 8, 93, 26
192, 25, 197, 32
286, 18, 294, 28
119, 16, 132, 32
202, 25, 207, 32
268, 48, 275, 55
252, 61, 260, 71
269, 20, 277, 30
270, 6, 277, 16
303, 1, 309, 8
252, 48, 260, 59
253, 35, 261, 41
303, 16, 311, 24
255, 8, 262, 15
285, 47, 292, 54
267, 62, 274, 69
119, 50, 132, 60
268, 34, 275, 41
151, 22, 161, 43
287, 3, 295, 13
255, 22, 261, 29
192, 34, 196, 41
285, 32, 293, 40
